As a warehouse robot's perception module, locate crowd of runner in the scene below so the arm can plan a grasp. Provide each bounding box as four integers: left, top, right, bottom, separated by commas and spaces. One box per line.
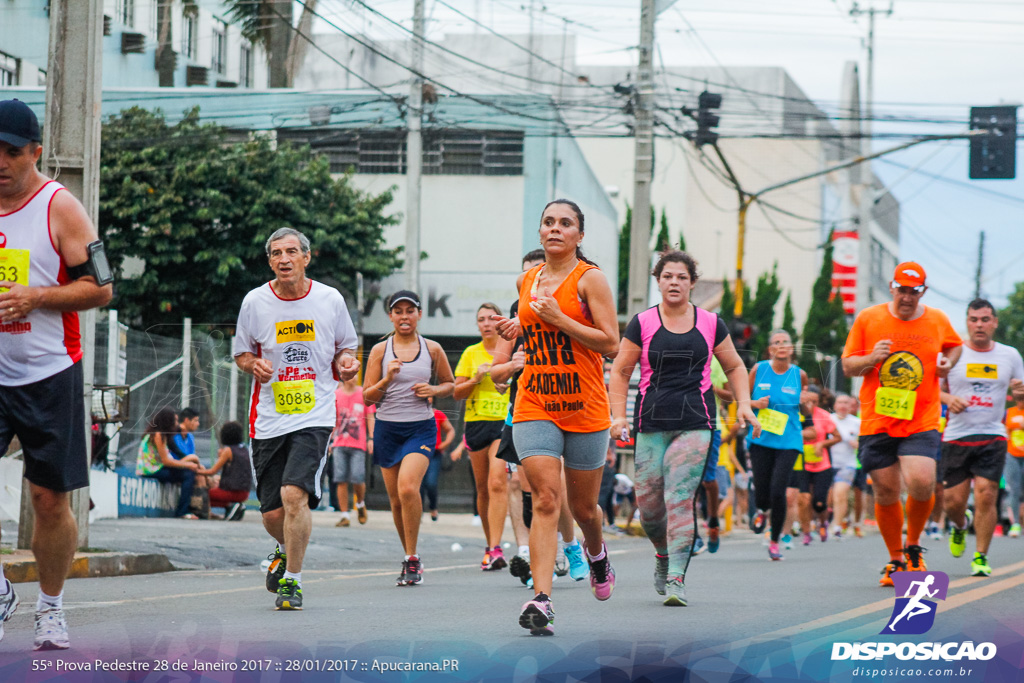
0, 95, 1020, 647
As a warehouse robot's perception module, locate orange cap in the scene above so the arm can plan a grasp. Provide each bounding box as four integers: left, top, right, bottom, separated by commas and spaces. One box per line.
893, 262, 926, 287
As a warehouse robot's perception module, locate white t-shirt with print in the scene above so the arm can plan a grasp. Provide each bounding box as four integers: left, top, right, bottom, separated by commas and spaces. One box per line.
233, 280, 358, 439
830, 413, 861, 470
944, 342, 1024, 441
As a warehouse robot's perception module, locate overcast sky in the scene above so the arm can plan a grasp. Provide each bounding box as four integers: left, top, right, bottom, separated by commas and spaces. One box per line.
318, 0, 1024, 323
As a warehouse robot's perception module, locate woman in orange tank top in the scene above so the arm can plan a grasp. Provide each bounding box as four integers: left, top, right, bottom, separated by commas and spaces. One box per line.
492, 199, 619, 635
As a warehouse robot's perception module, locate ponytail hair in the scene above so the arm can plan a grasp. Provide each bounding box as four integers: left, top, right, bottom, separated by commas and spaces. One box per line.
543, 198, 598, 267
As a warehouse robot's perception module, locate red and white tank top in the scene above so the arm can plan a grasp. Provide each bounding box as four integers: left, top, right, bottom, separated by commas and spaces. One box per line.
0, 181, 81, 386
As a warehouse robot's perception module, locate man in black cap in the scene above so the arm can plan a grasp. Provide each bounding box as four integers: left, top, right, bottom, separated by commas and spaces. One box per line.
0, 99, 113, 650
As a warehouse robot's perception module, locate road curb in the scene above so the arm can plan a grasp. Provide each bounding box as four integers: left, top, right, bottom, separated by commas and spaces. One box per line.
4, 552, 174, 584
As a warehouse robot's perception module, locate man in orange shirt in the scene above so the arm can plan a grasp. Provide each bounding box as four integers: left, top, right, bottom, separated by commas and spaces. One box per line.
842, 262, 962, 586
1004, 396, 1024, 537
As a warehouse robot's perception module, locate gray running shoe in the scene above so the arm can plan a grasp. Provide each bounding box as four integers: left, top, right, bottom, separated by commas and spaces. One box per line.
0, 581, 19, 643
654, 554, 669, 595
275, 578, 303, 610
554, 543, 569, 577
663, 577, 687, 606
34, 608, 69, 650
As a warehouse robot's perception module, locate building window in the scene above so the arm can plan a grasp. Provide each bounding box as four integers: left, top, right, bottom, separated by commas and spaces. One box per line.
0, 52, 17, 87
239, 43, 253, 88
117, 0, 135, 28
182, 11, 197, 60
212, 20, 227, 75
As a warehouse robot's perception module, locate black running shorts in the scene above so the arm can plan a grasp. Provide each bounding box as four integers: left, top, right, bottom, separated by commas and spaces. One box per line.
494, 423, 520, 466
0, 362, 87, 492
464, 419, 504, 452
858, 430, 941, 473
940, 435, 1007, 488
251, 427, 331, 513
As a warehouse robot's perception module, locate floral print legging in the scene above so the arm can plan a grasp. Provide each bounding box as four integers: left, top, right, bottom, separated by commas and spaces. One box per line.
634, 429, 713, 578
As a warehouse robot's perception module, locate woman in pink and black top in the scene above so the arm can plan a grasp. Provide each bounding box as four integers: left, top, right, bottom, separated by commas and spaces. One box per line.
796, 385, 840, 544
610, 251, 758, 607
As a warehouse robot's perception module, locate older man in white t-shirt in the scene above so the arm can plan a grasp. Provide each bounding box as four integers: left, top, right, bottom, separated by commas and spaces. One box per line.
830, 393, 862, 538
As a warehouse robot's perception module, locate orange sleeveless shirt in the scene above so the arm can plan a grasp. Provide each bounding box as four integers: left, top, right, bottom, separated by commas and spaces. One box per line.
513, 261, 611, 433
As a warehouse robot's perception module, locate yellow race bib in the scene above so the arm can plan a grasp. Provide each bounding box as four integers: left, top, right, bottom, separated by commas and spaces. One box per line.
476, 397, 508, 419
876, 387, 916, 420
758, 408, 789, 436
804, 443, 822, 464
0, 249, 29, 291
1011, 430, 1024, 450
272, 379, 316, 414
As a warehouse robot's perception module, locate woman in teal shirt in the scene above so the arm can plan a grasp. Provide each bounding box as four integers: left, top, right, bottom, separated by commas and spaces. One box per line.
748, 329, 807, 560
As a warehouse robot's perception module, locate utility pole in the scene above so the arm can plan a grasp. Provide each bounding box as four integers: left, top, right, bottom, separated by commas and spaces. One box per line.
974, 231, 985, 299
19, 0, 104, 550
405, 0, 425, 292
849, 1, 892, 312
627, 0, 656, 319
527, 0, 538, 85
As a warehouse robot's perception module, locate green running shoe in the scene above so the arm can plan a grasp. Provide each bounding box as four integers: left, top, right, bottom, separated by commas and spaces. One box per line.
970, 553, 991, 577
266, 546, 286, 592
949, 527, 966, 558
276, 578, 302, 610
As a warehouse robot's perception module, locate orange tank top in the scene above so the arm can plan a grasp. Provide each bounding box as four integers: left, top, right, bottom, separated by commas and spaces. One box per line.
513, 261, 611, 433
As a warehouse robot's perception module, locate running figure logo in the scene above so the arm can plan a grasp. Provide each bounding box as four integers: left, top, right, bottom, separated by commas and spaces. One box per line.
883, 571, 949, 635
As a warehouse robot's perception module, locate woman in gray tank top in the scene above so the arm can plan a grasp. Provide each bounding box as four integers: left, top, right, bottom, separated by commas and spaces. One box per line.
363, 290, 454, 587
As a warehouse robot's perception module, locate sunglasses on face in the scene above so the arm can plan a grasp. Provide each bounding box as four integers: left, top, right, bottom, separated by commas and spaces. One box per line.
891, 282, 925, 295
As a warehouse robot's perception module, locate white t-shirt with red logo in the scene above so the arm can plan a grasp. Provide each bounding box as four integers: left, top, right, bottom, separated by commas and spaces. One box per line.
943, 342, 1024, 441
233, 280, 358, 439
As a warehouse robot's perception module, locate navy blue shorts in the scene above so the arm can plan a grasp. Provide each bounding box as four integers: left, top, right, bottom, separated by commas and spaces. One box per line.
858, 430, 941, 474
373, 418, 437, 469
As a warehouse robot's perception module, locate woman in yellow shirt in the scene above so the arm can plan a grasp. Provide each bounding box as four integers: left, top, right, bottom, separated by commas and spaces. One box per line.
455, 303, 512, 570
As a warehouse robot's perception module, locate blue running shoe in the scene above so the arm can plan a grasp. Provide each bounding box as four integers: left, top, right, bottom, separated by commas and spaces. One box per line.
563, 541, 588, 581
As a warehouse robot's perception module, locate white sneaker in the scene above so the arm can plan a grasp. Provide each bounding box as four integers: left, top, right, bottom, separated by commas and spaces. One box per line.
554, 543, 569, 577
0, 581, 19, 642
34, 607, 70, 651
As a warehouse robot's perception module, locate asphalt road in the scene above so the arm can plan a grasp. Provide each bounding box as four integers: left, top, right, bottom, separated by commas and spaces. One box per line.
1, 512, 1022, 682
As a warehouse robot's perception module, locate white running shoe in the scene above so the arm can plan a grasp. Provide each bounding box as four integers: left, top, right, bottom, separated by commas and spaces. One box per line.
554, 542, 569, 577
0, 581, 19, 642
34, 607, 70, 651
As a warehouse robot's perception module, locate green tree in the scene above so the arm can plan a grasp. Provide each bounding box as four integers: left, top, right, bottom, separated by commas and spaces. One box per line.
799, 234, 849, 388
617, 204, 657, 314
781, 291, 798, 344
747, 264, 782, 360
719, 277, 735, 322
100, 107, 401, 330
996, 281, 1024, 354
656, 209, 671, 252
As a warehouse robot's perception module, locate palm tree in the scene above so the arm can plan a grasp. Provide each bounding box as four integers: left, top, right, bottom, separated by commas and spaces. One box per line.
224, 0, 319, 88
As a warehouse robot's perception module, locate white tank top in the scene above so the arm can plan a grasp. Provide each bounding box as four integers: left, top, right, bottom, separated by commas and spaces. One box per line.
0, 181, 80, 386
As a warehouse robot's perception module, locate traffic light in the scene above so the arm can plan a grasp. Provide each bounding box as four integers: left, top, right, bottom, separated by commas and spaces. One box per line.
682, 91, 723, 147
729, 318, 758, 366
969, 106, 1017, 180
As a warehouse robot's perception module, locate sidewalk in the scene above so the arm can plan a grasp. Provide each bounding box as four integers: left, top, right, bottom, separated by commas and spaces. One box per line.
1, 548, 173, 584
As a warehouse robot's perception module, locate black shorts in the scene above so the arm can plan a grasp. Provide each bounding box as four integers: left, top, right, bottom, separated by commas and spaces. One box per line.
853, 466, 868, 490
858, 430, 941, 473
251, 427, 331, 513
464, 420, 504, 452
494, 423, 520, 466
792, 468, 835, 497
940, 435, 1007, 487
0, 362, 87, 493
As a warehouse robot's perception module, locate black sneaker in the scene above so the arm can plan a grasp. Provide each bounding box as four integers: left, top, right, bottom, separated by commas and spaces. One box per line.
266, 547, 286, 593
230, 503, 246, 521
275, 578, 302, 610
509, 554, 532, 586
396, 559, 410, 586
752, 510, 767, 535
406, 557, 423, 585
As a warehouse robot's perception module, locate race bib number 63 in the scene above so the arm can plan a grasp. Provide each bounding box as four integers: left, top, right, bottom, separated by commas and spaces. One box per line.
272, 379, 316, 414
0, 249, 30, 291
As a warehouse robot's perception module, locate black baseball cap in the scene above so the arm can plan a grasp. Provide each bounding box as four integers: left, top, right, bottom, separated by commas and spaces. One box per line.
0, 99, 41, 147
388, 290, 421, 309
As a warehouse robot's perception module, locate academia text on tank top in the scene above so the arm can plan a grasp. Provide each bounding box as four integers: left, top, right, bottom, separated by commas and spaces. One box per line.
376, 335, 434, 422
513, 261, 611, 433
0, 181, 81, 385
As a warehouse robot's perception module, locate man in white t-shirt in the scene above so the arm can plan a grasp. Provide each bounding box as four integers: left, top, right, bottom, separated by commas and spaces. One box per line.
233, 227, 359, 610
830, 393, 862, 538
940, 298, 1024, 577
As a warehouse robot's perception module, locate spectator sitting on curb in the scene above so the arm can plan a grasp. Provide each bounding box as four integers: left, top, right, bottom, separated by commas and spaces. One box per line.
200, 421, 253, 521
136, 407, 201, 519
